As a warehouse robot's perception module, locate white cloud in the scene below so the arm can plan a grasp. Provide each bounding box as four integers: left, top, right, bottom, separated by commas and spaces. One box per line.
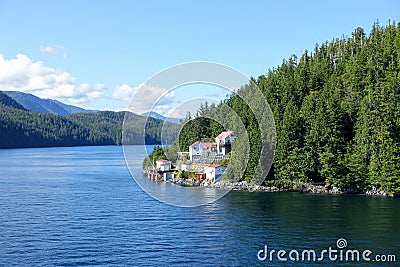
40, 44, 67, 59
0, 53, 105, 104
112, 83, 139, 101
113, 83, 175, 115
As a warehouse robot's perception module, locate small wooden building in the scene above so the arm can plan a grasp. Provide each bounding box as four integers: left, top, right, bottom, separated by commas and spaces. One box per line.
156, 159, 171, 172
204, 164, 226, 182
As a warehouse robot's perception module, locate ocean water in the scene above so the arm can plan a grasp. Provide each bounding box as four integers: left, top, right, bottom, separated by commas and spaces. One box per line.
0, 146, 399, 266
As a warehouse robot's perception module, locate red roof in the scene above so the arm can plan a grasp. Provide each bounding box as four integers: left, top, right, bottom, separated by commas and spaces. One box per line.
156, 159, 169, 162
206, 164, 222, 168
189, 141, 200, 147
216, 130, 233, 140
190, 141, 216, 148
202, 142, 213, 148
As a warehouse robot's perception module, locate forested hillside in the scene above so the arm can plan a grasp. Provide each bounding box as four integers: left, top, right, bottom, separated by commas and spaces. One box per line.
0, 91, 179, 148
174, 22, 400, 194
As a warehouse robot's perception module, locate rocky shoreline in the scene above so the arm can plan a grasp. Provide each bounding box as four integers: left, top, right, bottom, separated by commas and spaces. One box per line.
167, 178, 393, 197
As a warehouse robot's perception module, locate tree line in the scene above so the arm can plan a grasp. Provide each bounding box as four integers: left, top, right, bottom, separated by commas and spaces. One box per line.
153, 22, 400, 194
0, 91, 179, 148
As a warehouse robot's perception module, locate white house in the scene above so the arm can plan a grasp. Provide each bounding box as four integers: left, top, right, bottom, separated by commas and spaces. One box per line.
156, 159, 171, 172
215, 130, 235, 155
189, 141, 214, 161
204, 164, 226, 182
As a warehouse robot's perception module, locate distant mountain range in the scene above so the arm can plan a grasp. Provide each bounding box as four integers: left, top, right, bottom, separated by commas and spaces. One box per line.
141, 111, 183, 124
3, 91, 184, 125
3, 91, 97, 115
0, 91, 180, 148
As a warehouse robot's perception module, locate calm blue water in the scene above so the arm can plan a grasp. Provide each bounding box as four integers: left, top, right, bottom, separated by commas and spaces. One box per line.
0, 146, 399, 266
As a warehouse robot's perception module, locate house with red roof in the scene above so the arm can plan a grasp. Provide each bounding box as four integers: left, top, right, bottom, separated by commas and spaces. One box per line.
188, 141, 216, 161
215, 130, 235, 155
187, 131, 234, 163
156, 159, 171, 172
204, 164, 226, 182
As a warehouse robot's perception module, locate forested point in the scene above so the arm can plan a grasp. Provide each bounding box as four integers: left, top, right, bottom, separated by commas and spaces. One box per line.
2, 21, 400, 195
0, 91, 179, 148
155, 22, 400, 195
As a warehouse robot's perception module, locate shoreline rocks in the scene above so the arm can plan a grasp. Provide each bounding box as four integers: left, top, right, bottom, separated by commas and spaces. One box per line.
203, 181, 281, 192
365, 186, 388, 197
166, 179, 393, 197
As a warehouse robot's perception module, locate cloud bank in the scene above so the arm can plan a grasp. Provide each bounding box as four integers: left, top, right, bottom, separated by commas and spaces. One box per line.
0, 53, 105, 104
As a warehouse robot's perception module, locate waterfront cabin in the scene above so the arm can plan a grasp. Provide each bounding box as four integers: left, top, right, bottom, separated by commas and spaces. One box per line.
156, 159, 171, 172
204, 164, 226, 182
215, 130, 235, 155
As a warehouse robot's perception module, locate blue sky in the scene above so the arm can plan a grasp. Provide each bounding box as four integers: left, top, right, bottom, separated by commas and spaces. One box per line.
0, 0, 399, 116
